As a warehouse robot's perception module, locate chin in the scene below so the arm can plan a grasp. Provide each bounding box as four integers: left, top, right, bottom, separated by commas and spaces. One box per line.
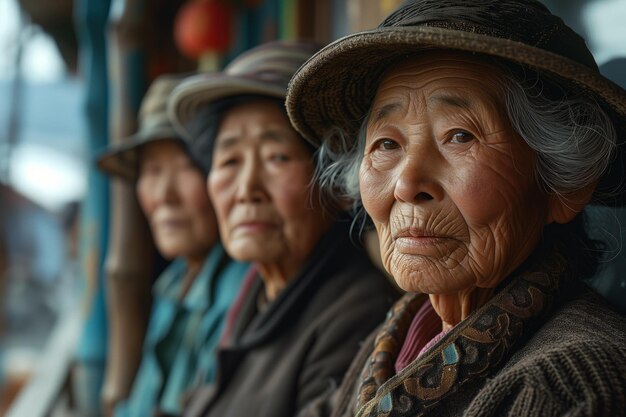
157, 248, 181, 261
226, 245, 275, 264
392, 269, 469, 296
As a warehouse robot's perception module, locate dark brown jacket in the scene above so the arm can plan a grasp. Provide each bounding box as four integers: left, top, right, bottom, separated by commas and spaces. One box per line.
299, 255, 626, 417
183, 221, 399, 417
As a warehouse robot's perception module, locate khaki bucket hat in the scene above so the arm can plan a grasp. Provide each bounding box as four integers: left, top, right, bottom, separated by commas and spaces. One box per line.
286, 0, 626, 204
97, 73, 190, 180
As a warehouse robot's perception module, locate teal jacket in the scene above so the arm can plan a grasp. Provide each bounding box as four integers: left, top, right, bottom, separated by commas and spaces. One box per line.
115, 244, 248, 417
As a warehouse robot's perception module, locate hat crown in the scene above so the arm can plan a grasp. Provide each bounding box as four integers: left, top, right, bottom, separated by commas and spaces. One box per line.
138, 74, 187, 135
382, 0, 598, 72
223, 40, 322, 91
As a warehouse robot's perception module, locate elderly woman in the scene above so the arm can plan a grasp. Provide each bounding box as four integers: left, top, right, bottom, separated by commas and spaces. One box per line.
167, 41, 398, 417
286, 1, 626, 416
97, 74, 248, 417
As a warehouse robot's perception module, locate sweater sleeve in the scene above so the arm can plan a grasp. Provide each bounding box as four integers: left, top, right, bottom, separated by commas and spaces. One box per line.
464, 340, 626, 417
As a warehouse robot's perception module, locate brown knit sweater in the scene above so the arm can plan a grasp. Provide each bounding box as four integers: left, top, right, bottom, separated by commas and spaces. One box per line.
299, 260, 626, 417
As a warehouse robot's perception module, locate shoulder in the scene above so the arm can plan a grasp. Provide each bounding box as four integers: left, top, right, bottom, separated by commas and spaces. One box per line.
311, 253, 398, 327
319, 240, 398, 303
296, 247, 397, 359
531, 286, 626, 349
466, 289, 626, 417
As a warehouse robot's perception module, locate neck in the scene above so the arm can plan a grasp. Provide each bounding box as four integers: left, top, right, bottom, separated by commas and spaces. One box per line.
257, 260, 301, 302
429, 287, 497, 331
179, 255, 204, 299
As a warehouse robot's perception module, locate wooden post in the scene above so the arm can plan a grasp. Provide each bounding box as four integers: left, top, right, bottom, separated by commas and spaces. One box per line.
100, 0, 155, 415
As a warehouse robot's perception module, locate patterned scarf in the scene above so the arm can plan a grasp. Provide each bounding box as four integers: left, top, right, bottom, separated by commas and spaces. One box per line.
355, 247, 569, 417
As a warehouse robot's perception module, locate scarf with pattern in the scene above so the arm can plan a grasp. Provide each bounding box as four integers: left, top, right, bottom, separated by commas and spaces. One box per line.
355, 247, 569, 417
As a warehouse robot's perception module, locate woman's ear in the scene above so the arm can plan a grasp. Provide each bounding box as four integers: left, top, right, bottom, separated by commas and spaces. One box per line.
546, 183, 596, 224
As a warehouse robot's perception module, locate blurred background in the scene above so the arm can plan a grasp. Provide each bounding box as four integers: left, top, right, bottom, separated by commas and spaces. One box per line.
0, 0, 625, 416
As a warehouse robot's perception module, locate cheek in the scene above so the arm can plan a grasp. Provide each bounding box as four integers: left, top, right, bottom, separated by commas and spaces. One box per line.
450, 158, 537, 228
360, 159, 399, 271
136, 179, 155, 217
359, 158, 396, 224
207, 172, 232, 226
179, 174, 212, 208
187, 193, 215, 226
269, 167, 313, 220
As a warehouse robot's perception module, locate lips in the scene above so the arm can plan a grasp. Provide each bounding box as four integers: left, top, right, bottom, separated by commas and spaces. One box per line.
392, 227, 459, 255
393, 227, 450, 240
155, 218, 188, 231
232, 218, 280, 233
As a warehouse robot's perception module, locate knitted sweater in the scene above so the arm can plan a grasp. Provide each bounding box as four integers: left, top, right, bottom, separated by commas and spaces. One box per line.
298, 253, 626, 417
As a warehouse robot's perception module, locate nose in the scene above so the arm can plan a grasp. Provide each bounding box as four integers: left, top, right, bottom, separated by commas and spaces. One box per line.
235, 153, 268, 204
154, 168, 179, 205
393, 140, 445, 204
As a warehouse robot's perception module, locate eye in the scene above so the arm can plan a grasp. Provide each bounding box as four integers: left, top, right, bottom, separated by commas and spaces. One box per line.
449, 131, 475, 144
270, 153, 290, 163
374, 139, 400, 151
218, 157, 239, 168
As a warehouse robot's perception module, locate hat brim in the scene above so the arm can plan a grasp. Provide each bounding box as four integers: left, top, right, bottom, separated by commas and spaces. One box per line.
168, 74, 287, 141
286, 25, 626, 204
96, 129, 180, 181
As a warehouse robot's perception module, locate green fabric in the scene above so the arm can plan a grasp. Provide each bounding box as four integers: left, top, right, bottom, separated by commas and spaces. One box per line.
183, 221, 399, 417
115, 244, 248, 417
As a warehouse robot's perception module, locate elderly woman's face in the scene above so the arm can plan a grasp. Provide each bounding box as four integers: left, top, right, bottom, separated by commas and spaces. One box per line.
208, 101, 330, 265
137, 140, 217, 260
360, 51, 560, 295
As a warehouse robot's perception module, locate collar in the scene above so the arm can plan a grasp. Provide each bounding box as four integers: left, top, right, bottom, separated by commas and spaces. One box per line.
231, 219, 357, 348
356, 245, 569, 417
153, 244, 226, 310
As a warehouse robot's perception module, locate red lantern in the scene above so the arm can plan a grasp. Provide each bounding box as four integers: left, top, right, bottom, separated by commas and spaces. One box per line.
174, 0, 233, 62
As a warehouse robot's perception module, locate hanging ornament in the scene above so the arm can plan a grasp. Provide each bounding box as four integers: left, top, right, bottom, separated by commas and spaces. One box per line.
174, 0, 234, 71
223, 0, 263, 9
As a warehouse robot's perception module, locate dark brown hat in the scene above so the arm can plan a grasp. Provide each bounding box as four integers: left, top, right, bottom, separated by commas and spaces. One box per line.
97, 73, 190, 181
286, 0, 626, 203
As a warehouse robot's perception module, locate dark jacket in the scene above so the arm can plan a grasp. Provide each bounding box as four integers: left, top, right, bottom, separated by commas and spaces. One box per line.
183, 221, 399, 417
299, 250, 626, 417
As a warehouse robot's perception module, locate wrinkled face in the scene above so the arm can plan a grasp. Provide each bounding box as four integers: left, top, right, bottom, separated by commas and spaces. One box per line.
208, 100, 331, 265
360, 51, 557, 295
136, 140, 217, 260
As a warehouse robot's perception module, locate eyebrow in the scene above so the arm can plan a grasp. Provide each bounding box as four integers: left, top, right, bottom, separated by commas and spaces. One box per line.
215, 136, 239, 151
369, 92, 475, 125
259, 129, 290, 143
370, 102, 402, 125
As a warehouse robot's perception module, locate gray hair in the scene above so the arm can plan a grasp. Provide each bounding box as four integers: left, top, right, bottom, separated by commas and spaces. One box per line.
314, 70, 617, 214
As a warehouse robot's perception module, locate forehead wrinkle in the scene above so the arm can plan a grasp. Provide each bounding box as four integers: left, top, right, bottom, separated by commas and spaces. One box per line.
428, 92, 473, 111
259, 129, 292, 144
216, 126, 293, 150
369, 89, 428, 129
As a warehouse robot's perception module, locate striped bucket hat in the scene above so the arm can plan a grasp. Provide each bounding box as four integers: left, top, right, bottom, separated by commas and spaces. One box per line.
168, 40, 322, 142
